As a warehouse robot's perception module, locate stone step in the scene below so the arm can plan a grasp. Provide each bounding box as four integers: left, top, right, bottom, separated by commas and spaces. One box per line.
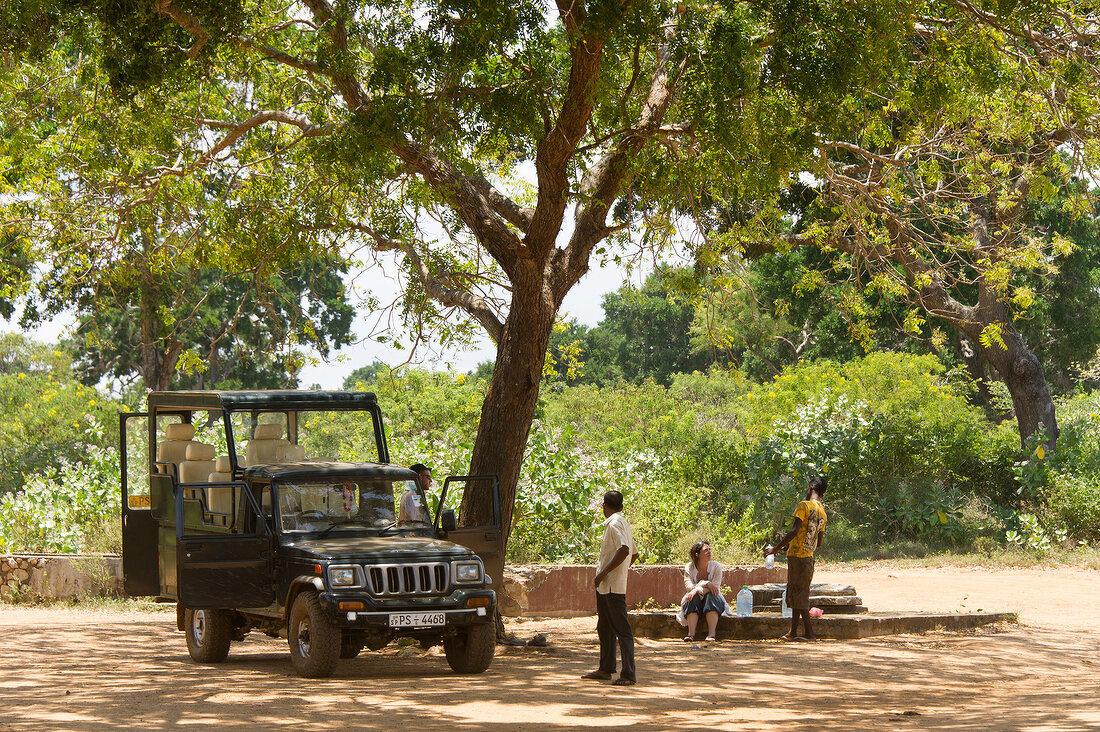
629, 610, 1017, 640
748, 583, 857, 604
767, 594, 864, 607
756, 603, 868, 615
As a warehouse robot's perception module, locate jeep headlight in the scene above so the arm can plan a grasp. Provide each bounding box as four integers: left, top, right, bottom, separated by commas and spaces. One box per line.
328, 564, 363, 588
452, 560, 483, 584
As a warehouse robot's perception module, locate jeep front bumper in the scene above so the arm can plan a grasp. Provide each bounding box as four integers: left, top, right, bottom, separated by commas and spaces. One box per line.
317, 589, 495, 630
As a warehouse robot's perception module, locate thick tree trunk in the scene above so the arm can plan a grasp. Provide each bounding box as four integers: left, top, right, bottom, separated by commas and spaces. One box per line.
978, 329, 1059, 449
460, 263, 557, 544
138, 276, 181, 392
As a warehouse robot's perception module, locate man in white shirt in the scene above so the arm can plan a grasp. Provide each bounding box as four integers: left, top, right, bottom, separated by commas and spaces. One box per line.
398, 463, 432, 525
581, 490, 638, 686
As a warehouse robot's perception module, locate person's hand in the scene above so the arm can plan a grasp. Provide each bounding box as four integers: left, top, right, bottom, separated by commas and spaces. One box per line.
763, 546, 775, 557
680, 590, 696, 605
593, 571, 605, 589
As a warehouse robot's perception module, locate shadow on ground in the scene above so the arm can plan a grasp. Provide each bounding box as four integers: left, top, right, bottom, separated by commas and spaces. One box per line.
1, 611, 1097, 731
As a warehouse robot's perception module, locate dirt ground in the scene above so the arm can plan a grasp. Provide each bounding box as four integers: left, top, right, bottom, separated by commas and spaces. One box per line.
2, 565, 1099, 731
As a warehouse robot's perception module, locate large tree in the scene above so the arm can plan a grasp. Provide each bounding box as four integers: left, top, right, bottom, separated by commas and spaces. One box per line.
62, 258, 355, 391
693, 2, 1100, 447
4, 0, 1100, 543
1, 0, 703, 545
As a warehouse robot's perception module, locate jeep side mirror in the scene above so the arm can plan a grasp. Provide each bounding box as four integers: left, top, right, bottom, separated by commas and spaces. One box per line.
441, 509, 457, 532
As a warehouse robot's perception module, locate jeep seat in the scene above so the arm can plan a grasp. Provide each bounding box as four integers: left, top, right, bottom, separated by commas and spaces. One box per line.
156, 423, 197, 480
208, 455, 234, 482
245, 423, 291, 466
179, 442, 216, 483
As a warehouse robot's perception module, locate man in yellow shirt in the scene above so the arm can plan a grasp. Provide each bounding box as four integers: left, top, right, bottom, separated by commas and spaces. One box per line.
764, 476, 827, 641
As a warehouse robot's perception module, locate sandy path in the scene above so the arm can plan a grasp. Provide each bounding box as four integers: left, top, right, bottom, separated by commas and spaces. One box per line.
815, 565, 1100, 631
1, 566, 1098, 731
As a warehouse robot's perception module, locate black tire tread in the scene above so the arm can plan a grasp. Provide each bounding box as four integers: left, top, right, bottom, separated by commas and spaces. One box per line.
443, 623, 495, 674
288, 591, 341, 678
184, 608, 233, 663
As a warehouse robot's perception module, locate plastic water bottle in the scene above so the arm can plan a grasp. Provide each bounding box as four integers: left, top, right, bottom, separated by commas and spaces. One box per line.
781, 589, 792, 618
736, 585, 754, 617
765, 546, 775, 569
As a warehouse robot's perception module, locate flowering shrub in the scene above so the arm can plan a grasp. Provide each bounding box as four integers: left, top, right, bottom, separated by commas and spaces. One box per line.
0, 444, 121, 554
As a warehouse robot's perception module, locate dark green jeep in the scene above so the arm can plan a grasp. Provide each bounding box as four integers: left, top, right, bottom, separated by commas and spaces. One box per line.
120, 390, 502, 678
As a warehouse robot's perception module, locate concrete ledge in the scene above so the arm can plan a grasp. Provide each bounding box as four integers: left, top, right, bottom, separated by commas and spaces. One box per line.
502, 564, 787, 617
1, 554, 123, 601
630, 610, 1019, 640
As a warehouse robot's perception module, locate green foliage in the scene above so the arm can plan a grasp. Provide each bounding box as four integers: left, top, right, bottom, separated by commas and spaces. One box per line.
0, 444, 121, 554
0, 335, 119, 494
547, 268, 717, 387
3, 343, 1097, 563
1040, 474, 1100, 544
877, 479, 968, 545
1014, 391, 1100, 544
342, 361, 391, 389
508, 423, 603, 563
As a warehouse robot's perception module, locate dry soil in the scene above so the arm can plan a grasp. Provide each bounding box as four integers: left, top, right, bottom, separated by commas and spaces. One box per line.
1, 565, 1098, 731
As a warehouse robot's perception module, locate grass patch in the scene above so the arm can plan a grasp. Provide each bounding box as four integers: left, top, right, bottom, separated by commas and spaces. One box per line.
0, 593, 175, 612
823, 544, 1100, 571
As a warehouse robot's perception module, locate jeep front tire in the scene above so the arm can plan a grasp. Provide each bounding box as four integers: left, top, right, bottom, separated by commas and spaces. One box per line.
184, 608, 233, 663
288, 591, 341, 678
443, 623, 495, 674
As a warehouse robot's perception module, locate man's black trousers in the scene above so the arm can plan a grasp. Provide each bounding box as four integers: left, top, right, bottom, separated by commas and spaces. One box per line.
595, 591, 635, 681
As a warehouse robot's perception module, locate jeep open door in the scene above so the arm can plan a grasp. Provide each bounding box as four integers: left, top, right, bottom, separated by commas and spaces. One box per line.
176, 481, 275, 608
120, 412, 158, 596
435, 475, 504, 590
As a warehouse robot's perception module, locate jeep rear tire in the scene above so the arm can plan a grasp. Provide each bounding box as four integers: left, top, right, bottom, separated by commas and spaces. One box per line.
443, 623, 495, 674
184, 608, 233, 663
289, 591, 340, 678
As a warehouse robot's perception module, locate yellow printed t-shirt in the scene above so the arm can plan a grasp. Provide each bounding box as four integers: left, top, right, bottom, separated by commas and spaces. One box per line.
788, 499, 827, 558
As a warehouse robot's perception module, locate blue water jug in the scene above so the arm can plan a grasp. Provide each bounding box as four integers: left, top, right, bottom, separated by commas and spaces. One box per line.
735, 585, 753, 617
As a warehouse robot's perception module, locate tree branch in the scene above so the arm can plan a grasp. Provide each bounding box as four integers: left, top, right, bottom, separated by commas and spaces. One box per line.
153, 0, 211, 58
551, 15, 687, 303
351, 224, 505, 343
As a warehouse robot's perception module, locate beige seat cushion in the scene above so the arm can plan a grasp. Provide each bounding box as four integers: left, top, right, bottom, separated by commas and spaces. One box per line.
208, 455, 234, 482
179, 442, 216, 483
245, 423, 290, 466
206, 484, 236, 517
157, 423, 197, 479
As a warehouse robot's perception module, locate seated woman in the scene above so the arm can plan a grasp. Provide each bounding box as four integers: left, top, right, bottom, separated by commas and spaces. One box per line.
677, 540, 732, 642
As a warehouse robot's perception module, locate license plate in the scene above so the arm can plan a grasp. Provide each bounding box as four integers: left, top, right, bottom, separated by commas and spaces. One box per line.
388, 612, 446, 628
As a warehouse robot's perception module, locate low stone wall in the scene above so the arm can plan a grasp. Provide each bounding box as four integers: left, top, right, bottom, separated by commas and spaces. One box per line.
1, 554, 783, 617
501, 564, 787, 617
0, 554, 124, 602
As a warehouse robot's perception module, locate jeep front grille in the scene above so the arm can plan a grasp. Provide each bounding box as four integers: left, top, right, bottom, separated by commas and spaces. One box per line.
367, 562, 449, 596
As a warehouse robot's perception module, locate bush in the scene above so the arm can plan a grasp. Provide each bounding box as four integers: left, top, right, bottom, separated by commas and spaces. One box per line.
508, 423, 604, 563
0, 341, 120, 495
1042, 473, 1100, 543
0, 443, 121, 554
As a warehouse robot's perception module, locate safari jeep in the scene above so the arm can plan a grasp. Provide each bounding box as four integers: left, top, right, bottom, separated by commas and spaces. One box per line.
119, 390, 502, 678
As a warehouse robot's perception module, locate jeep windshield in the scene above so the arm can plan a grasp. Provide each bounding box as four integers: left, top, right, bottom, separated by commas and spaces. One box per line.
274, 478, 430, 534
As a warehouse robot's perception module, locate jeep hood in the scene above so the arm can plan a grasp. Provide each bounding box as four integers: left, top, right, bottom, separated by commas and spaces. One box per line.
280, 534, 475, 561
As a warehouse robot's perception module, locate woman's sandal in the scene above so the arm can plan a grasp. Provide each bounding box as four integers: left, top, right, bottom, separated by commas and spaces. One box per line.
682, 636, 694, 642
705, 636, 717, 642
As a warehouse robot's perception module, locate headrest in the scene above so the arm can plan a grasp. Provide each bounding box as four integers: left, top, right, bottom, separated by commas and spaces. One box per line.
214, 455, 232, 472
253, 423, 283, 440
185, 443, 216, 461
165, 423, 196, 441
